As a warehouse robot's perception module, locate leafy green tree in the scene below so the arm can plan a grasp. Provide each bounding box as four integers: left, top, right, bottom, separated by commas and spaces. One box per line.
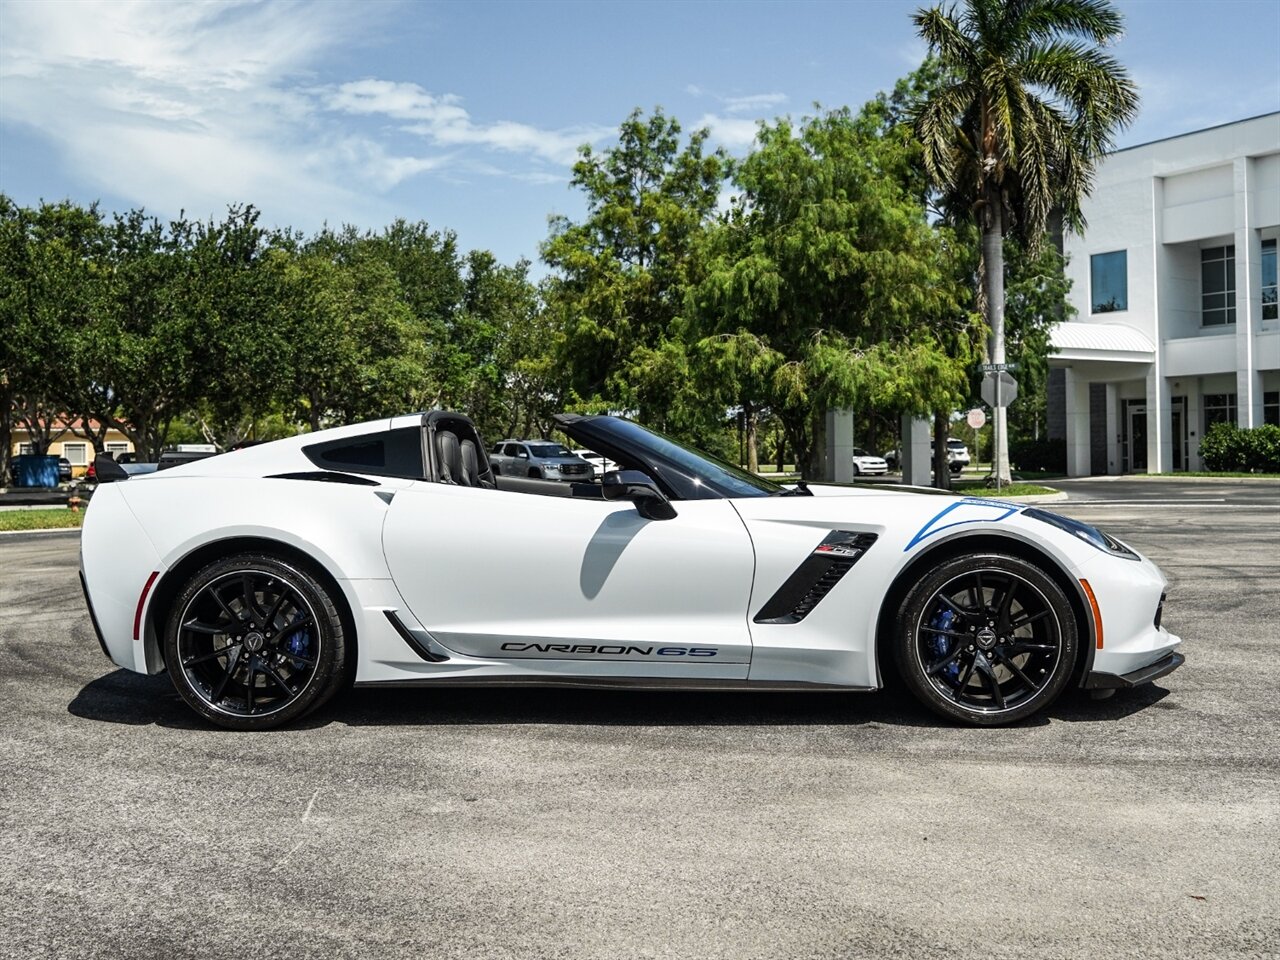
448, 252, 550, 440
270, 245, 430, 431
84, 209, 215, 459
695, 108, 972, 478
0, 198, 107, 461
1001, 235, 1075, 438
189, 207, 291, 447
911, 0, 1139, 479
542, 108, 730, 436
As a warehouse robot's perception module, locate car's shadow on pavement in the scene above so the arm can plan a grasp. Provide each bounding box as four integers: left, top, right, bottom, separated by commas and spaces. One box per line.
68, 668, 1172, 732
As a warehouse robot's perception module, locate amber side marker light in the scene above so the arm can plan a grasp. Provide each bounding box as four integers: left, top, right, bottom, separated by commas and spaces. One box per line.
133, 571, 160, 641
1080, 578, 1103, 650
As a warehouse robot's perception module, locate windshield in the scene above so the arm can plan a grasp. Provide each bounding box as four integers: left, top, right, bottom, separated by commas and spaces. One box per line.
583, 418, 782, 500
947, 439, 966, 449
528, 443, 573, 458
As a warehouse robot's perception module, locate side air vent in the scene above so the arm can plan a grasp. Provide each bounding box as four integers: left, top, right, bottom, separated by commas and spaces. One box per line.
753, 531, 878, 625
383, 610, 450, 663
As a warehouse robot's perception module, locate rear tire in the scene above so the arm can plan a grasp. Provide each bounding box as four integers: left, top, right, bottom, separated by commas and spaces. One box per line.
893, 553, 1077, 726
164, 553, 348, 730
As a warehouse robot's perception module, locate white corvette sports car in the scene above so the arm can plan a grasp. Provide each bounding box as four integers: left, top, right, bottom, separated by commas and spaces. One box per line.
79, 411, 1182, 730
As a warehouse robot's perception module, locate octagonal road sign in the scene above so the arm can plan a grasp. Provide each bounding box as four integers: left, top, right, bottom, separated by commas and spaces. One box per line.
981, 371, 1018, 408
966, 408, 987, 429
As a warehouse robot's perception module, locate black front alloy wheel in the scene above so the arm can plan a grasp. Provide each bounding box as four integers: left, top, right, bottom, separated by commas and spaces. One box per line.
894, 553, 1078, 725
164, 553, 348, 730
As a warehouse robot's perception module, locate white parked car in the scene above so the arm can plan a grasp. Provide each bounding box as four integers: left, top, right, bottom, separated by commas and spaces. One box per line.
572, 448, 616, 479
850, 448, 888, 476
80, 411, 1182, 730
883, 439, 970, 474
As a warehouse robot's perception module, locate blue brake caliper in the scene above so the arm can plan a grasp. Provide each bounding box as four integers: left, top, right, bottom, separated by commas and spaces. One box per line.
928, 606, 961, 682
281, 613, 311, 670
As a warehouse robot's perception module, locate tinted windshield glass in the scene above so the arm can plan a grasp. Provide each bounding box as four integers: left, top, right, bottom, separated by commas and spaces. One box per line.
587, 418, 782, 499
528, 443, 572, 458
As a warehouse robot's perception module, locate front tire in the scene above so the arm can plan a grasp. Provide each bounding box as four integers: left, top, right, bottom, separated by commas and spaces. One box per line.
893, 554, 1077, 725
164, 553, 349, 730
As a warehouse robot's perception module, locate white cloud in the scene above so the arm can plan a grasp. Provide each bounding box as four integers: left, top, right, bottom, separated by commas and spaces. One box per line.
694, 114, 764, 151
0, 0, 605, 228
325, 78, 607, 165
722, 92, 787, 114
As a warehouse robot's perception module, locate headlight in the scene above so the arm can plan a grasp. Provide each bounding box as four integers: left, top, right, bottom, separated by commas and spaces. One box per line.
1023, 508, 1139, 560
542, 463, 559, 471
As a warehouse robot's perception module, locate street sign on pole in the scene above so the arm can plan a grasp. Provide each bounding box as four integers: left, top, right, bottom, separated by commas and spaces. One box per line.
980, 371, 1018, 408
978, 362, 1020, 373
966, 408, 986, 476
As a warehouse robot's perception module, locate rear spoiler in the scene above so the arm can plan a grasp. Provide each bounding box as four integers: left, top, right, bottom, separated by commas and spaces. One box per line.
92, 454, 129, 483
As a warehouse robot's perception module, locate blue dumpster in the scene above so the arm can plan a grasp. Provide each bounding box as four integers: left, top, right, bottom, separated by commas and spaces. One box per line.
11, 455, 61, 488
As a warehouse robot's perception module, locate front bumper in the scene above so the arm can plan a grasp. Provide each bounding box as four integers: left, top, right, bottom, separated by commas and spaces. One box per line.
1085, 652, 1184, 689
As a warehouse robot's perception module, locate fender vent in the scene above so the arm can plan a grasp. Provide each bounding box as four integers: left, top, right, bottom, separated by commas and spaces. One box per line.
754, 532, 878, 625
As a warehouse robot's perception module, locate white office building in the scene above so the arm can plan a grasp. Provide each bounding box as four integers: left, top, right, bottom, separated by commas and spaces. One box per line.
1050, 112, 1280, 475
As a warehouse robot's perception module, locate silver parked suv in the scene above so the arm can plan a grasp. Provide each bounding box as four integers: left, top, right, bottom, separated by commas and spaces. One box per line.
489, 440, 595, 481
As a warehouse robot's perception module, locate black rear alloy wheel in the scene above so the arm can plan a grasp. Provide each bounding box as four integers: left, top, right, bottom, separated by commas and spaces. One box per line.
894, 554, 1077, 725
164, 554, 348, 730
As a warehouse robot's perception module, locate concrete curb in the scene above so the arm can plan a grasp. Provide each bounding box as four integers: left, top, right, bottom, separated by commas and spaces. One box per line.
999, 491, 1069, 503
0, 528, 82, 541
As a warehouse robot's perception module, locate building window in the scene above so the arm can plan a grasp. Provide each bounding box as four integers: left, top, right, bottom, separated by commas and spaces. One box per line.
1201, 245, 1236, 327
1264, 391, 1279, 427
1203, 393, 1238, 431
62, 442, 89, 466
1090, 250, 1127, 313
17, 443, 34, 455
105, 442, 131, 457
1263, 239, 1277, 322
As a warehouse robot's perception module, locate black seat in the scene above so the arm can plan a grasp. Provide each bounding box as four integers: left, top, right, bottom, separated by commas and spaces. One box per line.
460, 439, 483, 487
436, 429, 465, 485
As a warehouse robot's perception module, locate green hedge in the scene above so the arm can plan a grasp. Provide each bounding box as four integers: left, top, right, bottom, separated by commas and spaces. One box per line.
1009, 437, 1066, 473
1199, 422, 1280, 472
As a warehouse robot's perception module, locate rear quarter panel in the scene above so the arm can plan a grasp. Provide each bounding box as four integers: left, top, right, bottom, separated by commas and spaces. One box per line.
99, 475, 400, 674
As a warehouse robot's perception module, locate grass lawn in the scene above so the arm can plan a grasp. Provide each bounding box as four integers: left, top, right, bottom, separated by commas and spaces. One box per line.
950, 479, 1059, 497
0, 508, 85, 531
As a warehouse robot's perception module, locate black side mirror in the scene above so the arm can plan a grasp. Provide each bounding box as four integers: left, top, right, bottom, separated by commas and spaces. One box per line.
601, 469, 677, 521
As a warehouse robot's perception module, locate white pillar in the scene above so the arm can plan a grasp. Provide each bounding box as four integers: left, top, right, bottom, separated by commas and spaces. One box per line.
1234, 157, 1260, 427
1105, 383, 1120, 475
1146, 368, 1172, 474
825, 408, 855, 483
1064, 367, 1091, 477
1185, 377, 1204, 470
899, 415, 932, 486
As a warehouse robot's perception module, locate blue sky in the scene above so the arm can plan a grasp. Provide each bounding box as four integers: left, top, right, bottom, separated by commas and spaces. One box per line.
2, 0, 1278, 270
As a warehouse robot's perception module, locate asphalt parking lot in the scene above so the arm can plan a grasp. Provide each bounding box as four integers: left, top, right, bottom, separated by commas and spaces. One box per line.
1, 479, 1278, 960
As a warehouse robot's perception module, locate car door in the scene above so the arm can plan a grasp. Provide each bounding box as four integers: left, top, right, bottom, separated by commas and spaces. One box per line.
381, 482, 755, 679
490, 442, 508, 473
510, 442, 532, 476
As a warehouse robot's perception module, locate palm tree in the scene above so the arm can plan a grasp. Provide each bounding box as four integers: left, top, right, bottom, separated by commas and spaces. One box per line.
912, 0, 1139, 481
